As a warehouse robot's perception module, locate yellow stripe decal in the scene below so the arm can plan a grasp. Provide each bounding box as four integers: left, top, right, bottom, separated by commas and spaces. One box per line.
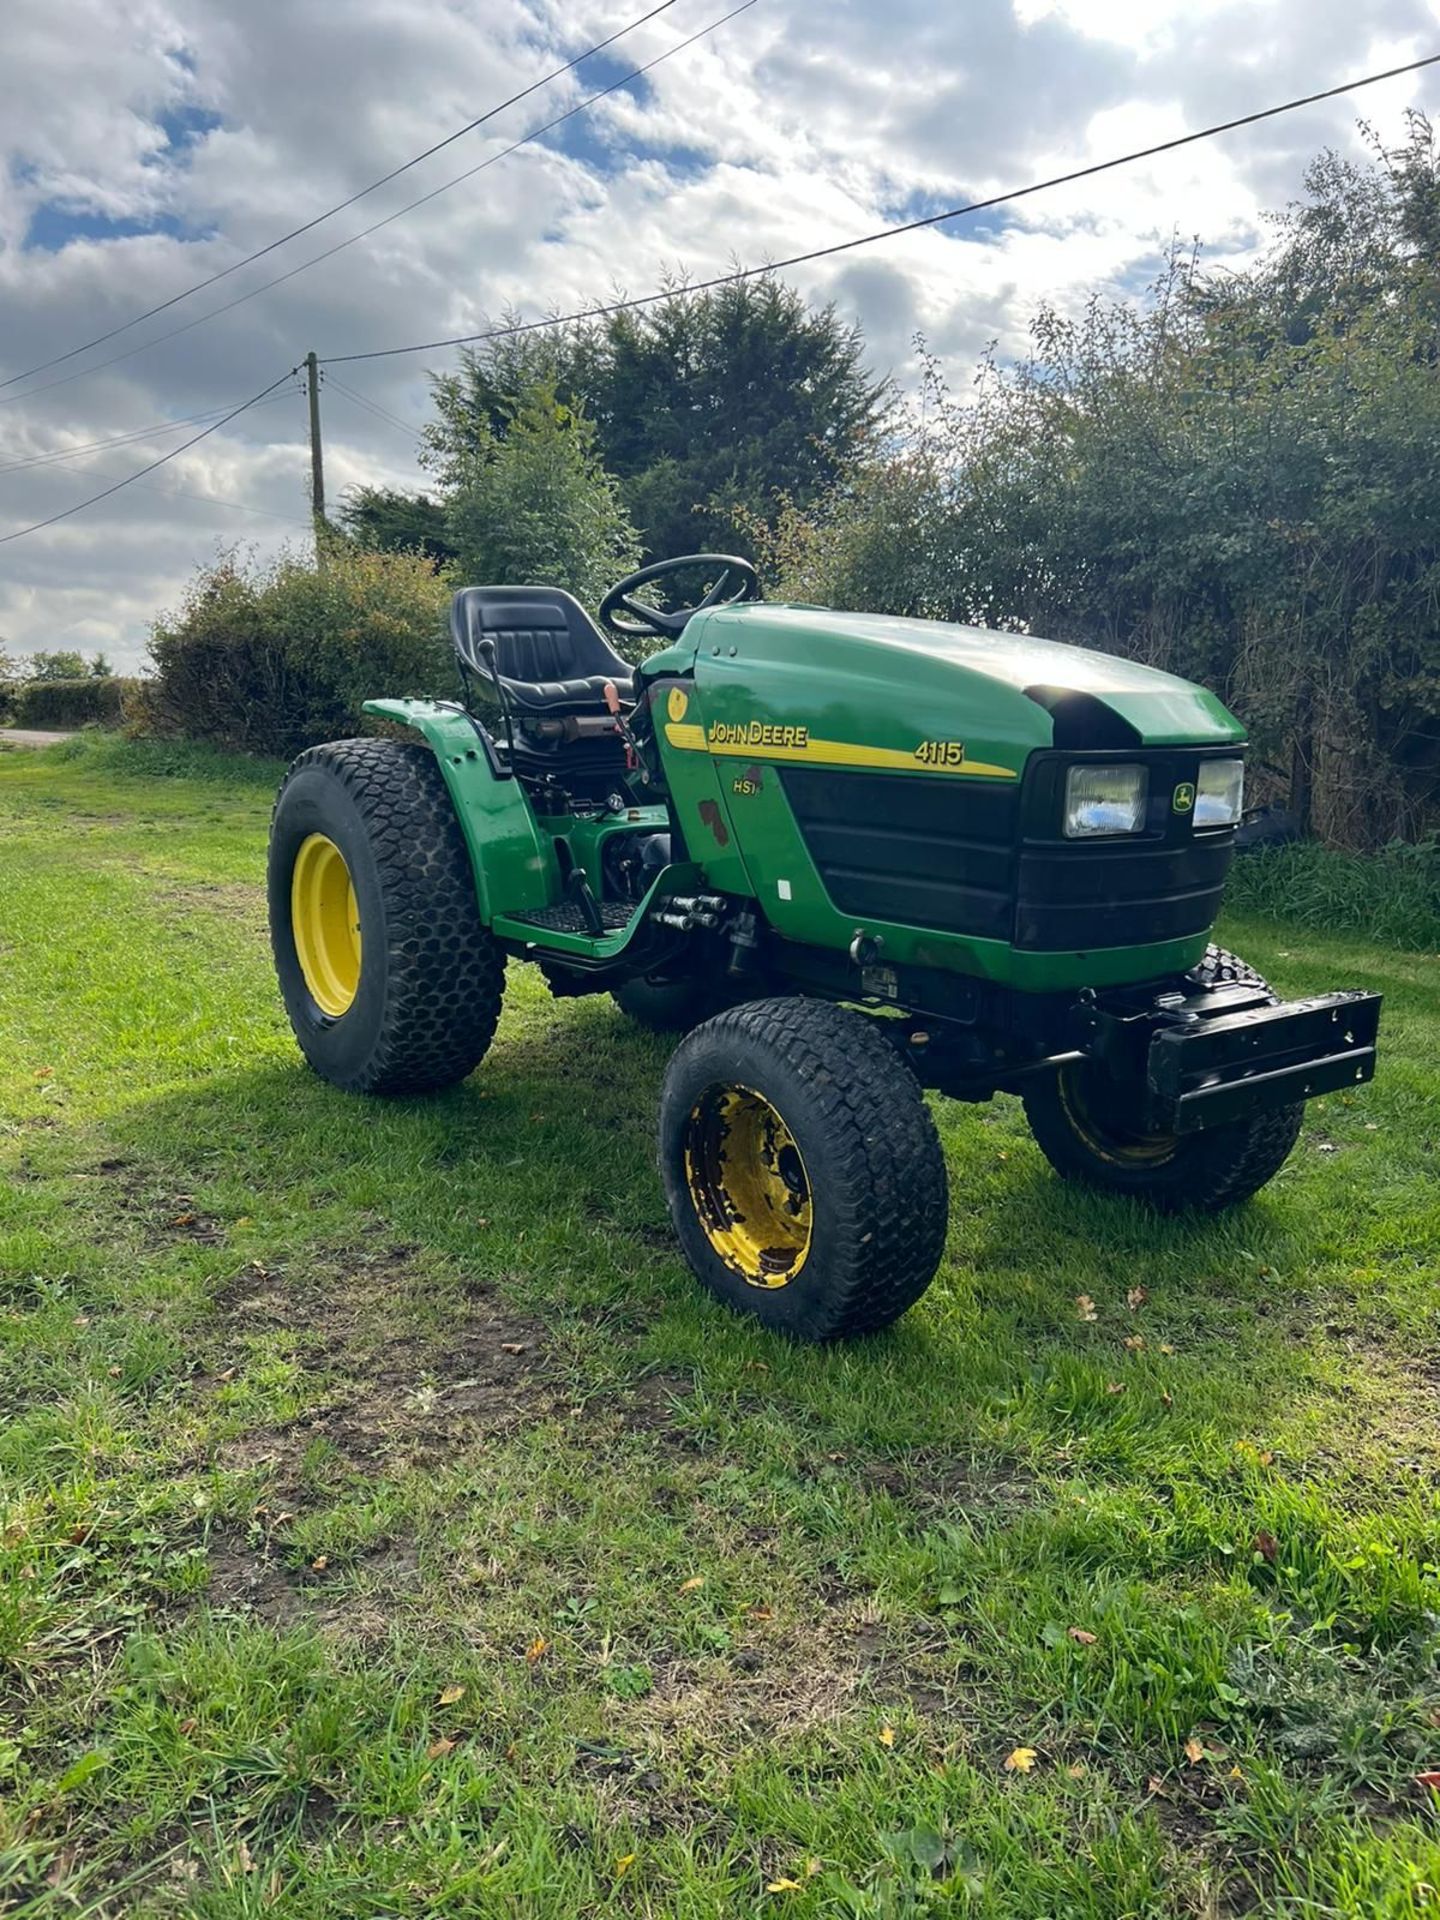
664, 722, 1016, 780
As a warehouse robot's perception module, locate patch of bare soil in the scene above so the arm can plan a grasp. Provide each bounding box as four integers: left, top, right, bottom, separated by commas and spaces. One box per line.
204, 1529, 306, 1628
208, 1246, 564, 1486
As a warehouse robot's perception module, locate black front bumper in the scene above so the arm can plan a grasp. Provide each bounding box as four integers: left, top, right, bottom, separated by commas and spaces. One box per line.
1146, 990, 1382, 1134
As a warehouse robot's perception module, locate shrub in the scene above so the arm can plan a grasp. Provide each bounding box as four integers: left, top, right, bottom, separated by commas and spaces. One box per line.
134, 546, 454, 759
12, 675, 135, 729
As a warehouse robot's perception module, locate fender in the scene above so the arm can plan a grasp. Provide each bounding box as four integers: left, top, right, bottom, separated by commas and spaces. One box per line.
362, 699, 556, 922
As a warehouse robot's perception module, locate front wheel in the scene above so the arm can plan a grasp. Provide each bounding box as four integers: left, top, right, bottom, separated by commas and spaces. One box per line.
1022, 945, 1303, 1211
658, 998, 949, 1340
269, 738, 505, 1094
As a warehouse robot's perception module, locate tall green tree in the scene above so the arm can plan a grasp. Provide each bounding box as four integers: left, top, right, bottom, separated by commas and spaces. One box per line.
423, 276, 891, 563
444, 384, 639, 609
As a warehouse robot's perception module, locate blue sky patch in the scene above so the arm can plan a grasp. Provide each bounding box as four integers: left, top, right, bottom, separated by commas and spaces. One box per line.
151, 101, 223, 160
24, 204, 214, 253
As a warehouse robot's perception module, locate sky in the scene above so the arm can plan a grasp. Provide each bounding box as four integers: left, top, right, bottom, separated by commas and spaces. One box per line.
1, 0, 1437, 672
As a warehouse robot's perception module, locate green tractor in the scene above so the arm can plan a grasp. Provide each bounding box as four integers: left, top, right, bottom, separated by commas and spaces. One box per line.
268, 555, 1380, 1341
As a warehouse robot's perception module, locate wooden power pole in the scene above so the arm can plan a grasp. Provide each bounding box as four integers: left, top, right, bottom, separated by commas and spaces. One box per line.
304, 350, 326, 551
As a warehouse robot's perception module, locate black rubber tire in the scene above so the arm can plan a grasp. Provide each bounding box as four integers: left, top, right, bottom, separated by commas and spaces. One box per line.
1022, 944, 1304, 1212
269, 738, 505, 1094
658, 997, 949, 1340
612, 974, 724, 1034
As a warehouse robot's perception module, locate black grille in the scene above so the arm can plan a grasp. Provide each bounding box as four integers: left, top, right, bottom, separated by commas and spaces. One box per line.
779, 768, 1019, 939
780, 750, 1239, 954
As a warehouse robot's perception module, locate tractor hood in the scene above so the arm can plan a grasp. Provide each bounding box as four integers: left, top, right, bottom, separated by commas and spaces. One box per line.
665, 603, 1244, 759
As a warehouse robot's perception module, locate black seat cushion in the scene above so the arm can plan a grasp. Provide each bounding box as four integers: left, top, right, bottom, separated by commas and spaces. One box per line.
450, 585, 634, 714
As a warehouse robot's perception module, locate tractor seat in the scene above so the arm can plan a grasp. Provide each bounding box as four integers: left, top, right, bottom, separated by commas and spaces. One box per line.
450, 585, 634, 715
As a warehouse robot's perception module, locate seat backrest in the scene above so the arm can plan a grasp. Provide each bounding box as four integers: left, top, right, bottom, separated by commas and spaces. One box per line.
449, 585, 628, 689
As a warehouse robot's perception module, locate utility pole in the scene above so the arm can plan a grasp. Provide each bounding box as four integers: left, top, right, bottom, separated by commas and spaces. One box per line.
304, 349, 326, 556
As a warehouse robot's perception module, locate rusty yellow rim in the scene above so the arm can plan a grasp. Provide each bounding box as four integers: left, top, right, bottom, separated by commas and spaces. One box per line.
683, 1083, 813, 1287
1058, 1066, 1177, 1166
291, 833, 361, 1017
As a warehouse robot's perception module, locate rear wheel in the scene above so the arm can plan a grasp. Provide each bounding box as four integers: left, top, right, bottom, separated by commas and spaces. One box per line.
269, 738, 505, 1094
612, 973, 732, 1034
1022, 945, 1304, 1211
658, 998, 949, 1340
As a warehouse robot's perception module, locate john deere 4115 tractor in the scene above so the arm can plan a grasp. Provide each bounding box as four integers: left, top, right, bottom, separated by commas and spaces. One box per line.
269, 555, 1381, 1340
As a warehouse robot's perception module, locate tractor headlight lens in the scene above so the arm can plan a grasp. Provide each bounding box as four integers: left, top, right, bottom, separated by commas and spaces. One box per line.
1194, 756, 1245, 828
1064, 764, 1147, 838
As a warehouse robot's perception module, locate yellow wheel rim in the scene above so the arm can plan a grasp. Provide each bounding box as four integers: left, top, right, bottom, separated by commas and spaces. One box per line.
683, 1083, 812, 1287
1058, 1067, 1176, 1165
291, 834, 362, 1017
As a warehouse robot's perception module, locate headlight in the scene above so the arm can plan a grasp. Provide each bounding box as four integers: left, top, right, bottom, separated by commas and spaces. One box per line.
1195, 757, 1244, 828
1064, 763, 1147, 838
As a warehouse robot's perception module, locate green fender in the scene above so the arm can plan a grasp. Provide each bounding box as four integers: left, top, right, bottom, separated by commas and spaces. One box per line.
362, 699, 556, 922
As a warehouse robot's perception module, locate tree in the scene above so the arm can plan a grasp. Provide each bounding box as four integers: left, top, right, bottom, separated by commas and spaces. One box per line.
444, 384, 640, 610
27, 649, 92, 681
335, 485, 457, 567
424, 276, 891, 564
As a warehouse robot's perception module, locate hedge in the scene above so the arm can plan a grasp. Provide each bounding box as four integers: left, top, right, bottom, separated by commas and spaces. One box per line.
11, 676, 136, 729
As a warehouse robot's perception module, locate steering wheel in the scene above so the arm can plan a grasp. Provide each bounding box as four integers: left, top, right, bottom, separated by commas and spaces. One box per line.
598, 553, 761, 642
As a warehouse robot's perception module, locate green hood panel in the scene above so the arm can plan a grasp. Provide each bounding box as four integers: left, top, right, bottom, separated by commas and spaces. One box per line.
676, 604, 1245, 752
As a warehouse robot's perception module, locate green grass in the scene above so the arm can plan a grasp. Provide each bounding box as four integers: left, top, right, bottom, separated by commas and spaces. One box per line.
2, 740, 1439, 1917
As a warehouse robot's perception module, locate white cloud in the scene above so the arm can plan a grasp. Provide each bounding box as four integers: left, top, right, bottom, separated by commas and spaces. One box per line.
0, 0, 1435, 667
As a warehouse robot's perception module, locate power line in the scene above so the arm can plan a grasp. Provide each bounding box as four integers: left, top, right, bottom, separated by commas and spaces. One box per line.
0, 0, 685, 396
325, 375, 425, 444
0, 0, 757, 411
323, 48, 1440, 367
0, 371, 296, 546
0, 391, 294, 475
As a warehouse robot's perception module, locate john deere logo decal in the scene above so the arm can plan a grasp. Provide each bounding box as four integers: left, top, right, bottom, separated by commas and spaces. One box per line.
667, 687, 689, 722
1172, 781, 1196, 814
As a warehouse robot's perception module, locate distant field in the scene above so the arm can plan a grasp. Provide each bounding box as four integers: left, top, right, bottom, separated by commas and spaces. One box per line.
2, 739, 1438, 1918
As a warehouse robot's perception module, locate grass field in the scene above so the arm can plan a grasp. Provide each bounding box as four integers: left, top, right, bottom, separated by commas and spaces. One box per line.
2, 737, 1438, 1918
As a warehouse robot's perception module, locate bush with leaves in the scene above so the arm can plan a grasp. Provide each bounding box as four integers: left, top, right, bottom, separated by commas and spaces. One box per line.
134, 546, 453, 759
761, 117, 1440, 850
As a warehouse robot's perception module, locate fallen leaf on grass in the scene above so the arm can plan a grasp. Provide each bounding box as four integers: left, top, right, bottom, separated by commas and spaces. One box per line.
1184, 1737, 1206, 1764
1123, 1335, 1145, 1352
427, 1737, 456, 1759
678, 1576, 704, 1593
1004, 1746, 1037, 1773
1105, 1382, 1125, 1396
1075, 1295, 1098, 1322
748, 1605, 773, 1621
1146, 1774, 1170, 1798
525, 1636, 550, 1664
1161, 1392, 1174, 1409
437, 1684, 466, 1705
1252, 1530, 1279, 1565
33, 1068, 53, 1081
500, 1342, 527, 1355
767, 1879, 804, 1894
614, 1854, 636, 1877
310, 1555, 328, 1572
1159, 1343, 1176, 1356
1414, 1771, 1440, 1791
237, 1840, 256, 1875
177, 1718, 197, 1736
878, 1725, 896, 1748
1066, 1762, 1086, 1779
1067, 1628, 1097, 1646
1126, 1286, 1148, 1310
216, 1367, 236, 1383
